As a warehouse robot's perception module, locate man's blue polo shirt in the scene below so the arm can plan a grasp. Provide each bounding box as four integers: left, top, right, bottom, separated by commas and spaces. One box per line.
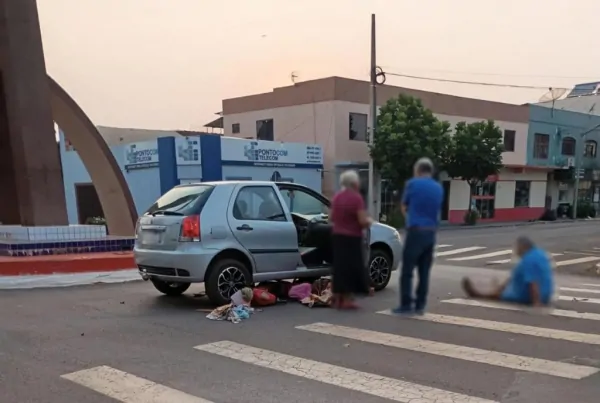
402, 177, 443, 228
501, 247, 554, 305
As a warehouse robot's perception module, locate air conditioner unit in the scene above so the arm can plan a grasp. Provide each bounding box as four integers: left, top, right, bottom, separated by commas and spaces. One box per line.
567, 157, 575, 167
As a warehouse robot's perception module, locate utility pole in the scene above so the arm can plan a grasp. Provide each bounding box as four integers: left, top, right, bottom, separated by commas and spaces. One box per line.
572, 135, 584, 220
367, 13, 377, 218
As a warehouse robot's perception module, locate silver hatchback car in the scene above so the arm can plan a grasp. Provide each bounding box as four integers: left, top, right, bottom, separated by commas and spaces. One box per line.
134, 181, 403, 305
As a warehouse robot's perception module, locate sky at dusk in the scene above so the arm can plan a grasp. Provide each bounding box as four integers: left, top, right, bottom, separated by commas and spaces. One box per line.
38, 0, 600, 130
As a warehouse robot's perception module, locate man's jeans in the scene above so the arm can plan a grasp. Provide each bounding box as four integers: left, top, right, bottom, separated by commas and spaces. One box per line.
400, 228, 436, 312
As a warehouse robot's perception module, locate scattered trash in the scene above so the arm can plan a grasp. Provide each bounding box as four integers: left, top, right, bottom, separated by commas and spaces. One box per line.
231, 288, 253, 306
206, 303, 255, 324
206, 287, 255, 324
300, 279, 333, 308
205, 277, 341, 323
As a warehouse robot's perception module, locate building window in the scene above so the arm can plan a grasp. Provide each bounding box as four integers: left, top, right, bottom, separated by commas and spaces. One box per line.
475, 199, 495, 219
533, 133, 549, 159
503, 130, 515, 152
561, 137, 576, 156
514, 181, 531, 207
64, 138, 75, 151
256, 119, 274, 141
349, 112, 368, 141
471, 181, 496, 219
471, 181, 496, 197
584, 140, 597, 158
232, 123, 240, 134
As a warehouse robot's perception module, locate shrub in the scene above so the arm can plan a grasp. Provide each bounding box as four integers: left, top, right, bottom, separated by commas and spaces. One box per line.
464, 209, 479, 226
85, 216, 106, 226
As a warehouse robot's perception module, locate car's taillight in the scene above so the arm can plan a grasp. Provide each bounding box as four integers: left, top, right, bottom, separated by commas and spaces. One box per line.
179, 215, 201, 242
134, 218, 141, 239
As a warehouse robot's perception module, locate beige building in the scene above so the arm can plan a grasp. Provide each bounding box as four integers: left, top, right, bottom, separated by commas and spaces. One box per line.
218, 76, 537, 223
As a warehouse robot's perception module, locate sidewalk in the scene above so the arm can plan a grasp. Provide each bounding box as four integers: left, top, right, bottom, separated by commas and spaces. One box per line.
437, 217, 600, 231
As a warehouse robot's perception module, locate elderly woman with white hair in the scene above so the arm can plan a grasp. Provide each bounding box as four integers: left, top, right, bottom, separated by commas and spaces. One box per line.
329, 170, 373, 309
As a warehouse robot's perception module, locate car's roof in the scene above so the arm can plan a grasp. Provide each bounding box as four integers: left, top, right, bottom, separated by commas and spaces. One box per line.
178, 180, 298, 187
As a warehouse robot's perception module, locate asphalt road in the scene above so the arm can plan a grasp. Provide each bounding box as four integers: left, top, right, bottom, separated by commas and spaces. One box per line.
1, 264, 599, 403
434, 221, 600, 276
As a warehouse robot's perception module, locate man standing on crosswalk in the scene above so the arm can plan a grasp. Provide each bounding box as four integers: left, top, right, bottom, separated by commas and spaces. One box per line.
392, 157, 443, 316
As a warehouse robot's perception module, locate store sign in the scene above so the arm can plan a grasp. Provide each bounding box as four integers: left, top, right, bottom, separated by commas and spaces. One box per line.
221, 138, 323, 168
175, 137, 201, 165
124, 140, 159, 170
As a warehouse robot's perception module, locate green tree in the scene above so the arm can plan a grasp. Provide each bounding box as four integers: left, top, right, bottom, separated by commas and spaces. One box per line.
369, 94, 452, 189
445, 120, 504, 220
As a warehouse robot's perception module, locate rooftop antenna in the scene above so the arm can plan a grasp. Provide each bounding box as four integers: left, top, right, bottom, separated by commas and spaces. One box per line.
539, 87, 567, 118
290, 71, 299, 85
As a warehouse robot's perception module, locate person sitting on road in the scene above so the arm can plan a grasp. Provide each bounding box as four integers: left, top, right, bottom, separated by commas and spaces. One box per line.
461, 236, 554, 307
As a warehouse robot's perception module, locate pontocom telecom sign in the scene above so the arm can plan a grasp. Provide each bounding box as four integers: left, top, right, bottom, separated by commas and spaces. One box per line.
243, 141, 289, 162
221, 138, 323, 168
124, 140, 159, 170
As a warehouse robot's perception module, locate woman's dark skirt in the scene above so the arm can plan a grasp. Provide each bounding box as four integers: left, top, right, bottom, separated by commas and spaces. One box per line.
332, 233, 370, 295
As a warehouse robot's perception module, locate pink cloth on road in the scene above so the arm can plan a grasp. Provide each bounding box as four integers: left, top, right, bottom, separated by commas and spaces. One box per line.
288, 283, 312, 300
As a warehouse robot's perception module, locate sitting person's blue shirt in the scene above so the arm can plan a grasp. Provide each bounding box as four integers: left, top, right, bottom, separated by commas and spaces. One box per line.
501, 247, 554, 305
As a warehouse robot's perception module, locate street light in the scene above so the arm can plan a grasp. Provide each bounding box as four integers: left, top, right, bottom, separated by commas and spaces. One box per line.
572, 122, 600, 219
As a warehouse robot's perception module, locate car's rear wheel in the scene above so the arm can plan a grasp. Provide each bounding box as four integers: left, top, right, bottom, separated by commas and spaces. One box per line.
151, 278, 191, 296
206, 258, 252, 306
368, 248, 392, 291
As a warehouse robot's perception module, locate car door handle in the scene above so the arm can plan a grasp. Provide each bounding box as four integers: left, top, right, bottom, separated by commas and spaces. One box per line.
236, 225, 253, 231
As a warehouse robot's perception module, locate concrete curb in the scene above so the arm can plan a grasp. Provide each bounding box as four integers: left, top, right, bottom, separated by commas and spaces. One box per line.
0, 252, 135, 276
0, 269, 140, 289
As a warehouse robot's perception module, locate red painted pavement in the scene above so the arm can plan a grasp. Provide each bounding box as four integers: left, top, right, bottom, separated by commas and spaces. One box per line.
0, 252, 136, 276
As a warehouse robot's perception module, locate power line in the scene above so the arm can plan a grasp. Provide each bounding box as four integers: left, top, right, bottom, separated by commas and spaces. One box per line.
384, 71, 569, 91
379, 66, 599, 81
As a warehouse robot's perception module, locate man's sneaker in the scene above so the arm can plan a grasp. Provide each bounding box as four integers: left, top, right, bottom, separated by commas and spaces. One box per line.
414, 309, 425, 316
391, 307, 414, 316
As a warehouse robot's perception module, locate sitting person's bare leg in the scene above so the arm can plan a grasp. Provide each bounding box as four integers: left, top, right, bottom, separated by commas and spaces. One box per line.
462, 277, 504, 300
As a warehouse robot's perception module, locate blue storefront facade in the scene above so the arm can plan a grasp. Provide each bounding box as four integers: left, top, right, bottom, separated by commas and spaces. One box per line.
527, 104, 600, 213
59, 132, 323, 224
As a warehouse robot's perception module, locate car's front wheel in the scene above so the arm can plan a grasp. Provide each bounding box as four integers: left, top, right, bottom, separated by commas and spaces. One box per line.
205, 258, 252, 306
368, 248, 392, 291
151, 278, 191, 296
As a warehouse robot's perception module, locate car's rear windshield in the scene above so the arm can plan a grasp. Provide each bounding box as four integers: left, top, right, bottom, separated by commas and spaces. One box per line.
145, 185, 214, 216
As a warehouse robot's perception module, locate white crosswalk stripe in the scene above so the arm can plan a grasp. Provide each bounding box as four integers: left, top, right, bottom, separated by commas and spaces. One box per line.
194, 341, 496, 403
447, 249, 512, 261
487, 253, 563, 265
61, 366, 214, 403
560, 287, 600, 294
555, 256, 600, 266
431, 245, 600, 267
377, 310, 600, 344
442, 298, 600, 320
61, 283, 600, 402
435, 246, 486, 257
296, 323, 598, 379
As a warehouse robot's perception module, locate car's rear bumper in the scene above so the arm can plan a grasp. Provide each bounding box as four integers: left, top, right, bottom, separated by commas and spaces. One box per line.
134, 246, 218, 283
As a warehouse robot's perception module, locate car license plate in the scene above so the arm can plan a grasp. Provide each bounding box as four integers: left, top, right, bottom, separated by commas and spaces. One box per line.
141, 231, 161, 244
